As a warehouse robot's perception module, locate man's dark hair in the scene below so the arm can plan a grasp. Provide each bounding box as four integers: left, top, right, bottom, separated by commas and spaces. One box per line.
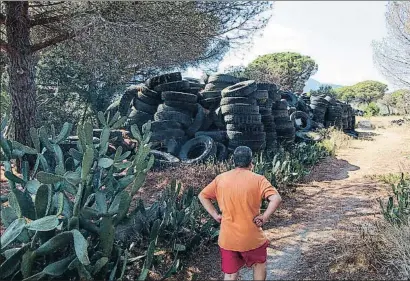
233, 146, 253, 168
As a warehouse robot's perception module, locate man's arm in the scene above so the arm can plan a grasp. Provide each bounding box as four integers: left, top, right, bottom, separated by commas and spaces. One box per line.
198, 193, 222, 223
254, 194, 282, 227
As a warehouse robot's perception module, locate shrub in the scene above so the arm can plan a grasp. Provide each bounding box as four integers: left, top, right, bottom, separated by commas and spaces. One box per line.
364, 102, 380, 117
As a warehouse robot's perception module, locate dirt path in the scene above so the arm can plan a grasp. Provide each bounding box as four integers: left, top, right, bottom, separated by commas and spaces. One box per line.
189, 122, 410, 280
239, 125, 410, 280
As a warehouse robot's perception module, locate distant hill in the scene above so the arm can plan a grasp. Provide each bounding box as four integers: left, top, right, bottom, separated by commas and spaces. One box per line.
303, 78, 343, 93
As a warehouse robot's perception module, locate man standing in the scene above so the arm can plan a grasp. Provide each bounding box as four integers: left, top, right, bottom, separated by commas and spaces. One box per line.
198, 146, 282, 280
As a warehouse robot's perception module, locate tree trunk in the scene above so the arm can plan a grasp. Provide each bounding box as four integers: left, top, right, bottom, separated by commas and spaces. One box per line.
5, 1, 37, 145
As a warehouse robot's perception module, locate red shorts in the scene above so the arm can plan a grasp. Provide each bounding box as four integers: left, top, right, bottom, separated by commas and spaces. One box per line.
219, 241, 269, 274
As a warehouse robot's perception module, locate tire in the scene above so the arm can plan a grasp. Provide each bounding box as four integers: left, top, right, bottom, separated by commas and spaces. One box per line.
227, 131, 266, 142
215, 142, 228, 161
154, 80, 190, 92
250, 90, 269, 100
149, 150, 180, 166
186, 104, 205, 137
274, 116, 291, 124
273, 99, 288, 110
228, 140, 266, 151
258, 99, 273, 108
276, 126, 296, 136
272, 110, 289, 118
281, 92, 298, 106
226, 123, 264, 132
220, 104, 259, 115
259, 108, 272, 116
220, 97, 257, 106
179, 135, 217, 164
157, 104, 193, 117
290, 111, 311, 131
271, 90, 281, 102
213, 107, 225, 129
138, 91, 161, 106
195, 130, 227, 143
325, 96, 336, 105
145, 72, 182, 89
162, 91, 198, 103
200, 90, 221, 99
207, 74, 239, 84
200, 97, 221, 109
275, 120, 294, 130
204, 82, 232, 91
261, 115, 275, 123
154, 111, 193, 128
150, 129, 185, 142
164, 100, 197, 113
127, 84, 161, 99
127, 110, 154, 129
143, 120, 182, 132
133, 98, 158, 114
221, 80, 257, 98
224, 114, 262, 125
199, 110, 214, 131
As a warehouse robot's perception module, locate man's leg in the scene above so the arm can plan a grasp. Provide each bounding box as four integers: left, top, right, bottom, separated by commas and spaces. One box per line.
253, 262, 266, 281
224, 271, 239, 281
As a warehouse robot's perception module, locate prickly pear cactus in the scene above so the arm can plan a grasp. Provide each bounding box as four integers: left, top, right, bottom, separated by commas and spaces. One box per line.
0, 111, 154, 280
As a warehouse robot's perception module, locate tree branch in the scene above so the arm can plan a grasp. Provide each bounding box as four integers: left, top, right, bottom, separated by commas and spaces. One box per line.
30, 23, 93, 53
30, 14, 68, 27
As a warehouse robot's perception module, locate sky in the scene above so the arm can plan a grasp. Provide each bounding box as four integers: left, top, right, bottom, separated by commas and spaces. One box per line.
185, 1, 393, 90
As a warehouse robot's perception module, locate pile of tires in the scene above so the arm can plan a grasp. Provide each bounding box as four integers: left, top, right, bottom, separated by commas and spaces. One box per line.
221, 80, 266, 152
255, 83, 278, 149
324, 96, 343, 129
309, 95, 329, 124
339, 102, 349, 130
152, 80, 199, 144
272, 99, 295, 144
199, 74, 239, 110
280, 90, 299, 108
346, 105, 355, 130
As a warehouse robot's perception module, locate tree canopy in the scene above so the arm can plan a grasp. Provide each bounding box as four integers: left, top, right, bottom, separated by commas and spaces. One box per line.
373, 1, 410, 89
335, 80, 388, 104
309, 85, 336, 97
0, 1, 273, 144
244, 52, 318, 92
391, 89, 410, 114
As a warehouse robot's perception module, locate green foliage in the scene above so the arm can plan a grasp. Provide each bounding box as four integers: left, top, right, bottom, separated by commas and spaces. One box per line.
0, 112, 154, 280
245, 52, 318, 92
36, 47, 126, 130
335, 80, 388, 103
391, 89, 410, 114
0, 110, 216, 280
364, 102, 380, 117
379, 175, 410, 226
310, 85, 336, 97
253, 143, 329, 193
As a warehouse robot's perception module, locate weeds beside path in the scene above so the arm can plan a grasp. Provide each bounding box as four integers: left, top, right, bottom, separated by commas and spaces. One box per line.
185, 120, 410, 280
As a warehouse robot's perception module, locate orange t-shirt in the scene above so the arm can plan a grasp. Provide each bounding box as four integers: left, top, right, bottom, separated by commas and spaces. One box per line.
200, 168, 279, 252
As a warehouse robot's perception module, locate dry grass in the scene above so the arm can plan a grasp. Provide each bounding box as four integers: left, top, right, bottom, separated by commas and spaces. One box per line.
361, 222, 410, 279
320, 128, 352, 156
366, 173, 410, 185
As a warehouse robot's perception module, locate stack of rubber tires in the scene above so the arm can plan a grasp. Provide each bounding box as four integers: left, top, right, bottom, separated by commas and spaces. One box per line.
199, 74, 239, 110
309, 95, 329, 124
130, 73, 185, 147
255, 83, 278, 150
347, 105, 354, 130
221, 80, 267, 152
272, 99, 295, 144
117, 84, 161, 130
324, 96, 343, 129
339, 102, 349, 130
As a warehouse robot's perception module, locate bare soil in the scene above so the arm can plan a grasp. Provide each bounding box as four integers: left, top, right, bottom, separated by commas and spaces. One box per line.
181, 119, 410, 280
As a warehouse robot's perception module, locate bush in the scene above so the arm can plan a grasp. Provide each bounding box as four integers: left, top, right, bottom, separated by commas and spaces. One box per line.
379, 175, 410, 226
364, 102, 380, 117
0, 112, 215, 280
